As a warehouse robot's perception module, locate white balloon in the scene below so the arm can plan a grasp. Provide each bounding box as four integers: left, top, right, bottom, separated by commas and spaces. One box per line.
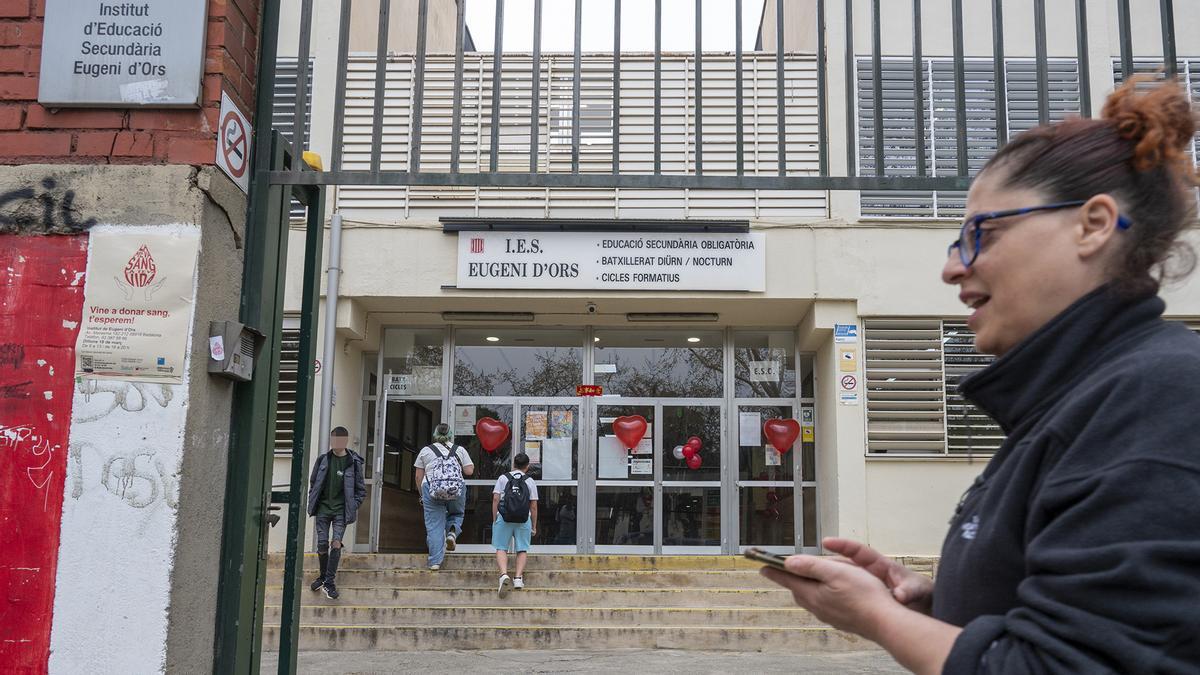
672, 445, 685, 460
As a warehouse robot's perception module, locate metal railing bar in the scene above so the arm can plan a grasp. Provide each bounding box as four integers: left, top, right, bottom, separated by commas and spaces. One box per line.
1034, 0, 1049, 126
1160, 0, 1176, 77
992, 0, 1007, 145
572, 0, 582, 174
1076, 0, 1091, 117
736, 0, 744, 177
292, 0, 313, 167
912, 0, 926, 177
451, 0, 466, 173
1117, 0, 1133, 81
816, 0, 828, 176
871, 0, 883, 177
330, 0, 351, 172
410, 0, 430, 173
530, 0, 542, 173
952, 0, 967, 177
695, 0, 703, 175
843, 0, 856, 178
269, 170, 976, 192
654, 0, 662, 175
775, 0, 786, 176
613, 0, 621, 175
489, 0, 505, 173
370, 0, 391, 174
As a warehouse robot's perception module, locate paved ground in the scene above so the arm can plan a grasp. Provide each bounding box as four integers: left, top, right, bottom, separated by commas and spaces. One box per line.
262, 649, 907, 674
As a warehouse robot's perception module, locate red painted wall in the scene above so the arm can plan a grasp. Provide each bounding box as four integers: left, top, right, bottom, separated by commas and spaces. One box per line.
0, 233, 87, 674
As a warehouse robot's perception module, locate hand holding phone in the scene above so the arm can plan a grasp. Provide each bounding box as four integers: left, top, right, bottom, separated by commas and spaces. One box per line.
744, 547, 801, 574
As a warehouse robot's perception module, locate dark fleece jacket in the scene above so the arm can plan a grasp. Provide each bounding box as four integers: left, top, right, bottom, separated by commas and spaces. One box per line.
935, 286, 1200, 674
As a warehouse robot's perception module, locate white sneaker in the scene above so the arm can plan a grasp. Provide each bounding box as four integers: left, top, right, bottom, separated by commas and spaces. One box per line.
513, 577, 524, 590
498, 574, 513, 598
429, 564, 440, 572
445, 531, 456, 552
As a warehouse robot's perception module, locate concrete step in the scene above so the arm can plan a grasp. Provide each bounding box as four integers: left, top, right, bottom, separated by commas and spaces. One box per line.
264, 585, 798, 608
262, 604, 824, 627
266, 568, 779, 589
261, 624, 872, 652
268, 553, 769, 572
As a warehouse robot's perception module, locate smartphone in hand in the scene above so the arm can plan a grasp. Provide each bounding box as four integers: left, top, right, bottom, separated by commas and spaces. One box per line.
744, 547, 795, 573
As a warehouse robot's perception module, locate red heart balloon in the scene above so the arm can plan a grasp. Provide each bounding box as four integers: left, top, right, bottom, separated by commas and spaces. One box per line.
682, 445, 697, 460
763, 418, 800, 454
687, 436, 702, 449
686, 454, 702, 470
613, 415, 648, 450
476, 417, 510, 453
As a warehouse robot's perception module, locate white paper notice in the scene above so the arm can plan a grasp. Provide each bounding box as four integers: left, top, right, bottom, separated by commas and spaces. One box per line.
632, 438, 653, 455
739, 411, 761, 446
208, 335, 224, 360
630, 458, 653, 475
75, 225, 201, 384
454, 405, 476, 435
765, 445, 782, 466
541, 438, 573, 480
524, 441, 542, 464
597, 436, 629, 479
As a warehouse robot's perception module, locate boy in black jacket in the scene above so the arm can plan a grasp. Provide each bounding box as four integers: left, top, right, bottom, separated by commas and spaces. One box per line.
307, 426, 366, 600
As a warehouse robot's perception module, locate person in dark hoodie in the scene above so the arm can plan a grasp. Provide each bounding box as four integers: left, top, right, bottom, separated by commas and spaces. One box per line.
761, 77, 1200, 674
307, 426, 366, 600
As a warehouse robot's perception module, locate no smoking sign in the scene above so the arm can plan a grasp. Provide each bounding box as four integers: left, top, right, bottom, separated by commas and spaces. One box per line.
840, 374, 857, 391
216, 91, 252, 193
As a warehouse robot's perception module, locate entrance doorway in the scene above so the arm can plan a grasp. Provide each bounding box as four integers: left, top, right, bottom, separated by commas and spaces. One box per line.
364, 326, 817, 554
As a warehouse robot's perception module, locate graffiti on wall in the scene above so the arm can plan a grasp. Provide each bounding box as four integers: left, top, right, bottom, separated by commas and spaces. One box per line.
0, 234, 88, 673
0, 177, 98, 235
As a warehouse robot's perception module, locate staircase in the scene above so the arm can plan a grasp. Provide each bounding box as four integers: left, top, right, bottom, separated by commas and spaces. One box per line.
262, 553, 935, 652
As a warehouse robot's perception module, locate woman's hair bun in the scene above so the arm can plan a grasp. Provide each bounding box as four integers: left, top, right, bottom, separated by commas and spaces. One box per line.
1101, 76, 1197, 172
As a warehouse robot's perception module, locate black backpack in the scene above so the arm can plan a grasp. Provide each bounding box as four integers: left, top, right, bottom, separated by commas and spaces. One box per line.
499, 471, 531, 523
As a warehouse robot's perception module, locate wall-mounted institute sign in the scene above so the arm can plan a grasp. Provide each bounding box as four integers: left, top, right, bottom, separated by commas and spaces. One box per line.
457, 231, 766, 291
39, 0, 208, 107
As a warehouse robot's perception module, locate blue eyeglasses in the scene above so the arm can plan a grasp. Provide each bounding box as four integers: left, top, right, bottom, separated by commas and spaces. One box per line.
948, 200, 1133, 268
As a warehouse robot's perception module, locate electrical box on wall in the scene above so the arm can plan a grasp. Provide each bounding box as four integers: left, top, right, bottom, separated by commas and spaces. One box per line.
207, 321, 264, 382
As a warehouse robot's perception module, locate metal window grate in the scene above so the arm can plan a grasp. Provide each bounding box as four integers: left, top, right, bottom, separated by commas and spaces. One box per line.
334, 53, 826, 221
857, 57, 1081, 219
274, 327, 301, 453
274, 57, 314, 219
864, 318, 1001, 455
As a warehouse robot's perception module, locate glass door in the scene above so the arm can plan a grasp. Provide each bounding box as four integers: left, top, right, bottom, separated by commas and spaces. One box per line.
660, 404, 723, 553
450, 399, 515, 553
515, 400, 581, 552
593, 403, 655, 553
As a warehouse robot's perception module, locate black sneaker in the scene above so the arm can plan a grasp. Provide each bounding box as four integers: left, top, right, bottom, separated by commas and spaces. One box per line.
322, 581, 339, 600
309, 576, 325, 592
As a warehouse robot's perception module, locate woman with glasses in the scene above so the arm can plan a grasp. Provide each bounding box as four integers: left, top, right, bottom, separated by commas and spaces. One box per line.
763, 78, 1200, 674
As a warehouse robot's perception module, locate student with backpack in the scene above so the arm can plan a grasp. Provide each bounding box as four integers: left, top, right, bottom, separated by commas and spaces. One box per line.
414, 423, 474, 571
491, 452, 538, 598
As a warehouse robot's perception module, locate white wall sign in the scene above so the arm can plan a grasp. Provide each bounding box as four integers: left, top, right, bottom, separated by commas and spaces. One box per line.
215, 91, 251, 193
456, 230, 766, 291
748, 360, 781, 382
39, 0, 208, 107
386, 373, 411, 398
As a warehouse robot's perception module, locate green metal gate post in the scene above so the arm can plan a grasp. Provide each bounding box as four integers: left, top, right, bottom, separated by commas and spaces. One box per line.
214, 1, 285, 672
276, 184, 326, 674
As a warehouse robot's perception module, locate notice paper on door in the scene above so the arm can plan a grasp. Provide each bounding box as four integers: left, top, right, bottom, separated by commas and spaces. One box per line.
541, 438, 573, 480
630, 458, 653, 475
525, 410, 548, 440
454, 405, 476, 435
739, 411, 761, 446
597, 436, 628, 479
765, 444, 782, 466
524, 440, 542, 464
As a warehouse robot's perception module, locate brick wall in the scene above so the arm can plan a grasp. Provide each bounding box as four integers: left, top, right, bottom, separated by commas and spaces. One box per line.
0, 0, 260, 165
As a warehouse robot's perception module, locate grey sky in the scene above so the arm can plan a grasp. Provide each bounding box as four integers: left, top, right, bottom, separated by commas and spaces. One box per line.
466, 0, 768, 53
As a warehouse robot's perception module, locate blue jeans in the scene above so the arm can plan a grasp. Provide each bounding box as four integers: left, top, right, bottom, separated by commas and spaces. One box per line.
421, 483, 466, 566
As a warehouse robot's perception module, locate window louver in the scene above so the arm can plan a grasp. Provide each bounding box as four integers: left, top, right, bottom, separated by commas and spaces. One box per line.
1112, 58, 1200, 164
857, 57, 1080, 219
865, 319, 1002, 455
274, 327, 300, 453
274, 58, 314, 220
335, 53, 824, 221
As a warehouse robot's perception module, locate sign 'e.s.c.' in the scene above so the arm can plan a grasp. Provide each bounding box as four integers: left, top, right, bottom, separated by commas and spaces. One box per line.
215, 91, 252, 193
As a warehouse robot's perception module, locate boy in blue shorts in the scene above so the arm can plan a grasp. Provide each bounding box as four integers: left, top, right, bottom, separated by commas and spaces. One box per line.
492, 452, 538, 598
